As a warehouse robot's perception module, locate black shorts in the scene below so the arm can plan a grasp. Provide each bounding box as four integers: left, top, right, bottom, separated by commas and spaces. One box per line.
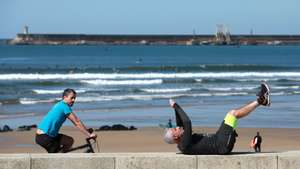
35, 134, 63, 153
215, 121, 238, 154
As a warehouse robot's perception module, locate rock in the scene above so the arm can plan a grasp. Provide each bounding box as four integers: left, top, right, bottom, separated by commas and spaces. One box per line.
0, 125, 13, 132
111, 124, 129, 130
129, 126, 137, 130
100, 125, 111, 131
95, 124, 137, 131
17, 125, 31, 131
95, 125, 111, 131
28, 124, 37, 128
17, 124, 37, 131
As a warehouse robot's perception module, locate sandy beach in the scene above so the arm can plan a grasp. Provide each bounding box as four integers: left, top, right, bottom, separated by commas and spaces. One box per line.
1, 126, 300, 154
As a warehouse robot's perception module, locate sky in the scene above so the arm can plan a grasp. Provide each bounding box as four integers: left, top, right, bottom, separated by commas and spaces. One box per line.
0, 0, 299, 38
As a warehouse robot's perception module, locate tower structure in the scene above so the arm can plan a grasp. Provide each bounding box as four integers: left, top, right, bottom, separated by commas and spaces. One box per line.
23, 26, 29, 34
215, 24, 231, 44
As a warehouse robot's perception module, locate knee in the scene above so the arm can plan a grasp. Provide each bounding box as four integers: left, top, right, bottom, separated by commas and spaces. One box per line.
67, 136, 74, 146
62, 135, 74, 147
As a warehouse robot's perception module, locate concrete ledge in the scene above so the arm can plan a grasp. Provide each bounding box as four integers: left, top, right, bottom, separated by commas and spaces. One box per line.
31, 154, 114, 169
114, 153, 196, 169
197, 153, 277, 169
278, 151, 300, 169
1, 152, 300, 169
0, 154, 30, 169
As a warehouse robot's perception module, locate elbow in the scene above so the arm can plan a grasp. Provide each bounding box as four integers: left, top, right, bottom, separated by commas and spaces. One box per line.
179, 145, 191, 154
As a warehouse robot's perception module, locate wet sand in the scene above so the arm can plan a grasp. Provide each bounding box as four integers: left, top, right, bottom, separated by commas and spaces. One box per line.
1, 127, 300, 153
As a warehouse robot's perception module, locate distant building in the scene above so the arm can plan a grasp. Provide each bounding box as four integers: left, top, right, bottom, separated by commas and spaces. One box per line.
23, 26, 29, 35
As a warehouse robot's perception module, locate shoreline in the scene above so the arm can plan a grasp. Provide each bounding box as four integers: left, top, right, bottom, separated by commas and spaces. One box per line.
1, 126, 300, 153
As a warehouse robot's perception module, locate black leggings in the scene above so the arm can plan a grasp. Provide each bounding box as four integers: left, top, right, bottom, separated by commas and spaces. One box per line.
35, 134, 63, 153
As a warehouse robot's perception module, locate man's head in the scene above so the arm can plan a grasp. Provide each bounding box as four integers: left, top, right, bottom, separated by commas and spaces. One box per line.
163, 127, 184, 144
62, 88, 76, 106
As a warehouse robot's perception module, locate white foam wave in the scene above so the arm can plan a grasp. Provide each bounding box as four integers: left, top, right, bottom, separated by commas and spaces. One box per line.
19, 98, 56, 104
19, 90, 288, 105
191, 93, 213, 97
81, 79, 163, 85
271, 92, 286, 96
33, 89, 86, 94
0, 113, 35, 119
272, 86, 299, 90
190, 92, 249, 97
2, 72, 300, 80
236, 78, 272, 82
77, 92, 249, 102
212, 92, 248, 96
76, 94, 185, 102
237, 78, 300, 82
141, 88, 191, 93
210, 86, 256, 91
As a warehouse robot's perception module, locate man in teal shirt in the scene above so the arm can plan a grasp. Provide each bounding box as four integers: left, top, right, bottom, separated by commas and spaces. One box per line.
35, 89, 96, 153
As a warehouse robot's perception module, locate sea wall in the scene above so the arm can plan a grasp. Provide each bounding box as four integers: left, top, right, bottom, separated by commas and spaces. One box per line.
1, 151, 300, 169
9, 34, 300, 45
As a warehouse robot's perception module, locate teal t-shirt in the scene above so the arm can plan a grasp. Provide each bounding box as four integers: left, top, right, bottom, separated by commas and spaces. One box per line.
38, 100, 72, 137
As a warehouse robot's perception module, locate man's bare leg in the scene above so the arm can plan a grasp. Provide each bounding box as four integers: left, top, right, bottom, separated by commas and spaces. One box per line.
228, 82, 271, 119
228, 101, 259, 119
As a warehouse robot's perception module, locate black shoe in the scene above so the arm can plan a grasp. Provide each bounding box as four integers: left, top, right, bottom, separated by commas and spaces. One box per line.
257, 82, 271, 106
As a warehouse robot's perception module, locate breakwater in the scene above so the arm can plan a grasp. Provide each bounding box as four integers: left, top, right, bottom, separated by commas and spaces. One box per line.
9, 33, 300, 45
1, 151, 300, 169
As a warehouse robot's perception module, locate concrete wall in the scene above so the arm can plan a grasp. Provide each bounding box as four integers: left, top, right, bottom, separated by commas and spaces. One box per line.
1, 151, 300, 169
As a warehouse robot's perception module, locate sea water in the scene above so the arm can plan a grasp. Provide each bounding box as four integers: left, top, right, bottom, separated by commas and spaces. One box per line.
0, 45, 300, 128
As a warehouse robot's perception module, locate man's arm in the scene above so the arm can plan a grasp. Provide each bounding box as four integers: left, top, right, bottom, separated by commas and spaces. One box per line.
67, 112, 96, 138
174, 103, 192, 150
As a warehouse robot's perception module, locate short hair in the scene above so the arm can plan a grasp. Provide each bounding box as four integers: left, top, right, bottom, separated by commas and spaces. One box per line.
163, 129, 175, 144
62, 88, 76, 98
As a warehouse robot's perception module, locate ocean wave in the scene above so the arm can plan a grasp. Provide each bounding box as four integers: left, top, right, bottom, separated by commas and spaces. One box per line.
277, 78, 300, 82
81, 79, 163, 85
18, 92, 249, 105
1, 72, 300, 80
272, 86, 300, 90
19, 98, 57, 104
33, 89, 86, 94
0, 113, 35, 119
15, 90, 298, 105
209, 86, 257, 91
163, 78, 197, 83
0, 64, 296, 73
212, 92, 249, 96
76, 94, 186, 102
0, 99, 20, 105
120, 64, 296, 72
191, 92, 249, 97
141, 88, 192, 93
236, 78, 272, 82
271, 92, 286, 96
0, 57, 29, 61
187, 92, 249, 97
